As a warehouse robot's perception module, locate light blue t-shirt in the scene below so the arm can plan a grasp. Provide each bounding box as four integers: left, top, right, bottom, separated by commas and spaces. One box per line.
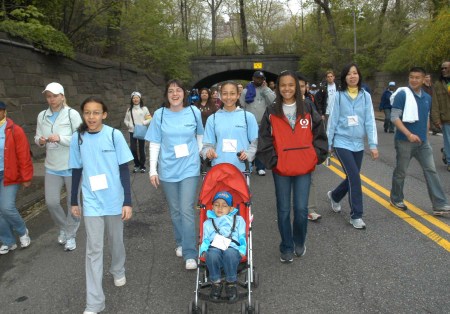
145, 106, 204, 182
203, 108, 258, 172
69, 125, 133, 216
0, 123, 5, 171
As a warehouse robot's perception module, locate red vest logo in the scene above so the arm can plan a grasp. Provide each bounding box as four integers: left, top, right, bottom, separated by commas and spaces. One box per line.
299, 118, 309, 128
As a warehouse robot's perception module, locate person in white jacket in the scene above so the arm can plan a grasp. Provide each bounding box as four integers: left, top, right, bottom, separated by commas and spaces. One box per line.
34, 82, 82, 251
123, 92, 152, 173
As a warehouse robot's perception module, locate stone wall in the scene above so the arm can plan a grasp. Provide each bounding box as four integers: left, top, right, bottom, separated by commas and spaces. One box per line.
0, 32, 165, 158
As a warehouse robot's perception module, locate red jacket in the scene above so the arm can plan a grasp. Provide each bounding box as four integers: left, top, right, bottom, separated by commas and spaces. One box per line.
257, 101, 328, 176
2, 118, 33, 186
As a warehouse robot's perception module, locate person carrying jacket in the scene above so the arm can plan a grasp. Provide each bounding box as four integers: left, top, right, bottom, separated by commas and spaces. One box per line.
0, 101, 33, 254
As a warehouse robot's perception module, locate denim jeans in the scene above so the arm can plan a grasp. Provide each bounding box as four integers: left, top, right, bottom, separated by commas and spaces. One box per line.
206, 247, 241, 282
443, 123, 450, 164
272, 172, 310, 254
0, 171, 27, 246
160, 176, 199, 260
383, 109, 394, 132
129, 133, 146, 168
254, 158, 265, 171
332, 148, 364, 219
391, 140, 448, 208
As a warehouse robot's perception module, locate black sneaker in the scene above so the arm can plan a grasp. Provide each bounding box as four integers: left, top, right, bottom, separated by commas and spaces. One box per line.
390, 199, 408, 211
280, 252, 294, 263
133, 167, 139, 173
225, 282, 238, 303
209, 282, 222, 301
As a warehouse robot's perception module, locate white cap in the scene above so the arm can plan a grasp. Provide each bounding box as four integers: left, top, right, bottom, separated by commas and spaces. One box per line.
388, 81, 396, 87
131, 91, 142, 98
311, 84, 317, 88
42, 82, 64, 95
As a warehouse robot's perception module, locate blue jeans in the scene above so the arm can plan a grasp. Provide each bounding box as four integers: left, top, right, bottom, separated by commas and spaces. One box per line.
272, 172, 310, 254
160, 176, 199, 260
443, 123, 450, 164
0, 171, 27, 246
391, 140, 448, 207
383, 109, 394, 132
332, 148, 364, 219
206, 247, 241, 282
254, 158, 265, 171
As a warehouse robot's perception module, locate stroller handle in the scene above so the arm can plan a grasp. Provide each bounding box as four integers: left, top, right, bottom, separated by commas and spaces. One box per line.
237, 152, 250, 173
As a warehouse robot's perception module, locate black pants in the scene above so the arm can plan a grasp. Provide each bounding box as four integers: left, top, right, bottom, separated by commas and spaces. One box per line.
129, 133, 146, 169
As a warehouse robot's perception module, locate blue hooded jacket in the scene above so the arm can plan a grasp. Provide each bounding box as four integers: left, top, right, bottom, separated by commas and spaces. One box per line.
200, 208, 247, 256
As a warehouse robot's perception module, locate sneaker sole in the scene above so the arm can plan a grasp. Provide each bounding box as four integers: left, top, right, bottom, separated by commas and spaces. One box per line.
433, 210, 450, 216
350, 221, 366, 229
0, 244, 18, 254
389, 200, 408, 211
280, 258, 293, 263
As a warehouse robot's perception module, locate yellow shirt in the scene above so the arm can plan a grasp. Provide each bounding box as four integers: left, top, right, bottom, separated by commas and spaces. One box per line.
347, 87, 358, 99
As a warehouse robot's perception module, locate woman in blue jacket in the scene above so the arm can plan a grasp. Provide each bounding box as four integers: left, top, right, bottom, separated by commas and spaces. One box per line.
326, 63, 378, 229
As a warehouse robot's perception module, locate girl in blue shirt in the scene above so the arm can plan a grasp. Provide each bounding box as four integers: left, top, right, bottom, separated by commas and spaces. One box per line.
326, 63, 378, 229
69, 97, 133, 314
146, 79, 204, 270
202, 81, 258, 172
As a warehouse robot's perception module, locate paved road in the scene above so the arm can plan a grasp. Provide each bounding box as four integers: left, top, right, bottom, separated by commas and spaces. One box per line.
1, 120, 449, 314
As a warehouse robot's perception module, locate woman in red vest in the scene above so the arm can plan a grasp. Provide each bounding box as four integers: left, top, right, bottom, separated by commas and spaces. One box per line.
257, 70, 327, 263
0, 101, 33, 254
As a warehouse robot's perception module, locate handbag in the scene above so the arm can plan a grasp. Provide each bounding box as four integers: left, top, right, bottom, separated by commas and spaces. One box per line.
130, 108, 148, 140
133, 124, 148, 140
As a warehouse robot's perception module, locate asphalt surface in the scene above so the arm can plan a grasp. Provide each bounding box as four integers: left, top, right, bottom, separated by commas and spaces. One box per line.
1, 120, 449, 314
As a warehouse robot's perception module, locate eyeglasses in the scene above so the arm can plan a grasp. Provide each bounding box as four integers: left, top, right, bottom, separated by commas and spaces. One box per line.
83, 111, 103, 117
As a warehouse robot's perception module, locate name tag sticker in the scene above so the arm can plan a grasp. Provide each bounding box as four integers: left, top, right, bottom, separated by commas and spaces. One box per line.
347, 115, 359, 126
222, 139, 238, 153
89, 174, 108, 192
174, 143, 189, 158
211, 234, 232, 250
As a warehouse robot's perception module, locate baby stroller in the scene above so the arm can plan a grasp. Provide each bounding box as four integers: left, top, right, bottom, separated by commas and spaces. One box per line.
189, 163, 259, 314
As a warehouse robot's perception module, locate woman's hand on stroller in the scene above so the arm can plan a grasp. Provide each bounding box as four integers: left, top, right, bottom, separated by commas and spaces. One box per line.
237, 150, 248, 161
206, 148, 218, 160
150, 175, 160, 189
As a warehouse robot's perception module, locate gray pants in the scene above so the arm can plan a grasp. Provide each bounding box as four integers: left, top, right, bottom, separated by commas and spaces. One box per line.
308, 172, 318, 213
45, 173, 80, 239
84, 215, 125, 313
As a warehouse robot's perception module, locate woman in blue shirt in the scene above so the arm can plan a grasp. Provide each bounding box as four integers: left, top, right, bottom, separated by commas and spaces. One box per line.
326, 63, 378, 229
202, 81, 258, 172
146, 79, 204, 270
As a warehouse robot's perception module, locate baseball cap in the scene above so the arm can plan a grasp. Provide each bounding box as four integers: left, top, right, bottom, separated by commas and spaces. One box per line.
253, 71, 265, 78
311, 84, 317, 88
213, 191, 233, 206
131, 91, 142, 98
42, 82, 64, 95
388, 82, 396, 87
0, 101, 6, 109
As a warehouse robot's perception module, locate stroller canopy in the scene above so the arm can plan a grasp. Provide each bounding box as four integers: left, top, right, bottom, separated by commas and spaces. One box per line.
199, 163, 251, 207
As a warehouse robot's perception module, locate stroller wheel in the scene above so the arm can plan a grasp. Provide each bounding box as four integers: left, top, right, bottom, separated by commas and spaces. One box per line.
441, 148, 447, 165
241, 300, 260, 314
188, 300, 203, 314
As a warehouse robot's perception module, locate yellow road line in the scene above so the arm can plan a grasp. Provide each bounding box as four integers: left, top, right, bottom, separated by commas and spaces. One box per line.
329, 158, 450, 234
327, 164, 450, 252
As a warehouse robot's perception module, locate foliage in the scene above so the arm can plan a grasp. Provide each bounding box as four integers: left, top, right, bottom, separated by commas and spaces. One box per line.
0, 5, 74, 57
383, 8, 450, 73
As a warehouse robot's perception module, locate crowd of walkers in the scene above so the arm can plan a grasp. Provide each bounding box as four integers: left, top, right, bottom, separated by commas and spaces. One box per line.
0, 60, 449, 313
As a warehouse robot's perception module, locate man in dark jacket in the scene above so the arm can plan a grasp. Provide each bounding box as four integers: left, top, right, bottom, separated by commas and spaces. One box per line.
379, 81, 396, 133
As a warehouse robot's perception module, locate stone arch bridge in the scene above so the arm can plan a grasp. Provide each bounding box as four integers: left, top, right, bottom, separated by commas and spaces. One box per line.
190, 55, 300, 88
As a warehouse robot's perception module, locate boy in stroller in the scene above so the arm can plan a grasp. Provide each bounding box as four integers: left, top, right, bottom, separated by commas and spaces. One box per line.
199, 191, 247, 303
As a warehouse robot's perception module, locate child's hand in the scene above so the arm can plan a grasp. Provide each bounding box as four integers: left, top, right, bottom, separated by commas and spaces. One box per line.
206, 148, 218, 160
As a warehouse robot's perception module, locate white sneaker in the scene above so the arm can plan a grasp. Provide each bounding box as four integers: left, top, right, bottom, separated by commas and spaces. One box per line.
0, 244, 17, 255
64, 238, 76, 251
307, 212, 322, 221
257, 169, 266, 176
57, 230, 66, 245
19, 229, 31, 248
185, 259, 197, 270
114, 276, 126, 287
350, 218, 366, 229
327, 191, 341, 213
175, 246, 182, 257
83, 311, 97, 314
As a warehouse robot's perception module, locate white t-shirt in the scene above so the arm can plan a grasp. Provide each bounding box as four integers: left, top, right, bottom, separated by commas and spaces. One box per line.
326, 83, 337, 115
